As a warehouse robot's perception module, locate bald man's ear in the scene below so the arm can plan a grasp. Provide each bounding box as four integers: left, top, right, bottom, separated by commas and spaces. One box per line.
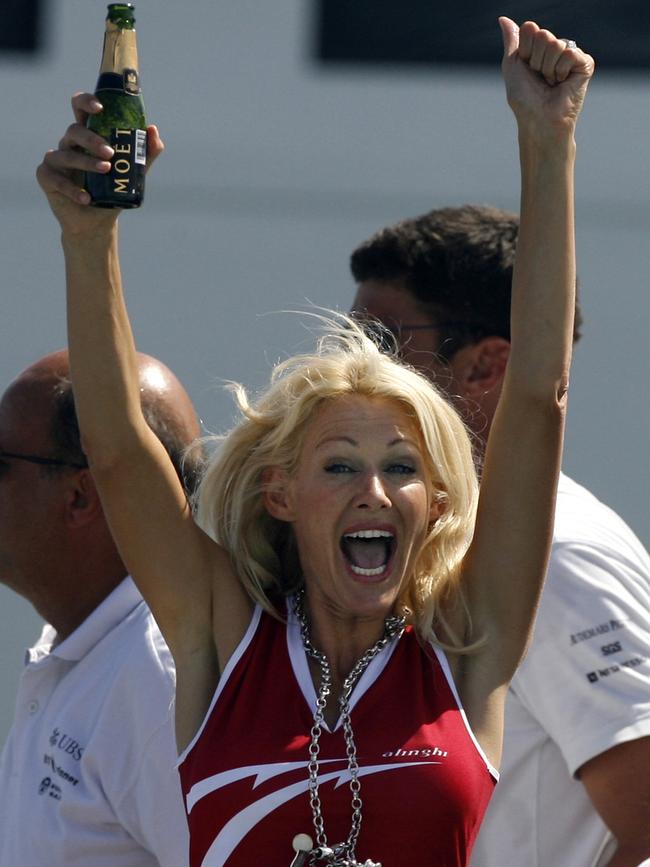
63, 470, 105, 529
450, 337, 510, 398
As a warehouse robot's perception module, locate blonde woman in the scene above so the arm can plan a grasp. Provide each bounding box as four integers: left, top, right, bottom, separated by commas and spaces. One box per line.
37, 17, 593, 867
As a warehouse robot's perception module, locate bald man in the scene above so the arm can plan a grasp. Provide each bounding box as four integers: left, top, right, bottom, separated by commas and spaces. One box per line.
0, 350, 202, 867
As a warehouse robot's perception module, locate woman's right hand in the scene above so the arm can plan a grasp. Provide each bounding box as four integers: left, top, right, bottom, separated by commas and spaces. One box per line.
499, 18, 595, 142
36, 91, 164, 238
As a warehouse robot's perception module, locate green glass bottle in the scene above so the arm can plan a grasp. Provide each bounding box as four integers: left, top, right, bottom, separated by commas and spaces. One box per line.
85, 3, 146, 208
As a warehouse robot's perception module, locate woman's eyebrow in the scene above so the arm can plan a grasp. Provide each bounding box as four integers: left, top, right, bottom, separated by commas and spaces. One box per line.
314, 435, 419, 450
315, 435, 358, 450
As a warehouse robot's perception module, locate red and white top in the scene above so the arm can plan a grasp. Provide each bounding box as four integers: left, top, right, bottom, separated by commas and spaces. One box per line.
178, 601, 497, 867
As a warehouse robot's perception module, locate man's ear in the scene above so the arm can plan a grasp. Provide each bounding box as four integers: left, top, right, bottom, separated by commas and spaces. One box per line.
262, 467, 296, 522
450, 337, 510, 398
63, 469, 104, 529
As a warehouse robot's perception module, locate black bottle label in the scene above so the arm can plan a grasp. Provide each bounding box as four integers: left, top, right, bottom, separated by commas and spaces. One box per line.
95, 69, 141, 94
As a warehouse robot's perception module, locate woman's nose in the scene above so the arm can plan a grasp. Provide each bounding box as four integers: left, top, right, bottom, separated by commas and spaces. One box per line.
354, 472, 391, 509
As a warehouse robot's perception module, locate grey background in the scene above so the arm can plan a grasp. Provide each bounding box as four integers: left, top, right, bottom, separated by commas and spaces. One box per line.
1, 0, 648, 745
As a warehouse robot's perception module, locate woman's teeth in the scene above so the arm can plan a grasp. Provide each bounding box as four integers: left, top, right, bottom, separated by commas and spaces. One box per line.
341, 529, 394, 575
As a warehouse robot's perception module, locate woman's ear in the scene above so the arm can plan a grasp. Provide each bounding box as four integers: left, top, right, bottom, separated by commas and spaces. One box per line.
262, 467, 295, 522
428, 489, 446, 528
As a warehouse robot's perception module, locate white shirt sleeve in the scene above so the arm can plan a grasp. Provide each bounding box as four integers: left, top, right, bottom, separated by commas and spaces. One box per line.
511, 539, 650, 775
88, 616, 189, 867
112, 711, 189, 867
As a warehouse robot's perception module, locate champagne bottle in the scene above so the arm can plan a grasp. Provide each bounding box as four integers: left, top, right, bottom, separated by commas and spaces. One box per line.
85, 3, 146, 208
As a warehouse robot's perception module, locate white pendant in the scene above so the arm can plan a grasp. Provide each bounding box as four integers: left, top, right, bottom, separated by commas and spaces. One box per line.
289, 833, 314, 867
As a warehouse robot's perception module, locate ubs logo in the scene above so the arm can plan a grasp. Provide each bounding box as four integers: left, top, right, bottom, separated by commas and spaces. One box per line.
49, 728, 84, 761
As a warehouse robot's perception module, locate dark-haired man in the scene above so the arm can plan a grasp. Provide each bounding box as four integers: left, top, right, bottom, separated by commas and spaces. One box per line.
352, 205, 650, 867
0, 349, 202, 866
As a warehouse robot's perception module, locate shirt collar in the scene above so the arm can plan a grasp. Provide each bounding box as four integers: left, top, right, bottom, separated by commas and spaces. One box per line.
30, 577, 144, 664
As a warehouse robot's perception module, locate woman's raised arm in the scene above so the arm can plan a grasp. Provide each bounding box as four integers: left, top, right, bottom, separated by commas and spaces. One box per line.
459, 18, 595, 751
36, 94, 252, 675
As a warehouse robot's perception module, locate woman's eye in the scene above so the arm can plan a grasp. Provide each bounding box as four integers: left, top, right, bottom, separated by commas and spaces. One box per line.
324, 463, 355, 474
386, 463, 416, 475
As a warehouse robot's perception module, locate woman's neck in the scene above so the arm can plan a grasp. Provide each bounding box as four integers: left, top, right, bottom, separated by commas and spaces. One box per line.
296, 589, 400, 721
307, 606, 387, 680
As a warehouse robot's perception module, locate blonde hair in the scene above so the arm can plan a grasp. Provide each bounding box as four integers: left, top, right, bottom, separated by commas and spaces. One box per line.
194, 314, 478, 647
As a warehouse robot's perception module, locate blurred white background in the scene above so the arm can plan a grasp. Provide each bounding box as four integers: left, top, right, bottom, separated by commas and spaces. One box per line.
1, 0, 648, 743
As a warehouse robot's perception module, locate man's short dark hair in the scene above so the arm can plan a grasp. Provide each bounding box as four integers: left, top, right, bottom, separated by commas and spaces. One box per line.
351, 204, 582, 360
49, 380, 204, 496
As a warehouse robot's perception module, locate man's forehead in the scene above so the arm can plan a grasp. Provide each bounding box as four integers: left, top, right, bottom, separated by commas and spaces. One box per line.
353, 280, 431, 324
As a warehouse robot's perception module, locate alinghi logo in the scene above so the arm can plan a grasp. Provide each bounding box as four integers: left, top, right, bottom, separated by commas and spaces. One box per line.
382, 746, 448, 758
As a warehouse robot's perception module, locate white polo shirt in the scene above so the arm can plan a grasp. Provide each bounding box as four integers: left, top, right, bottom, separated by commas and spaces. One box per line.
0, 577, 189, 866
471, 474, 650, 867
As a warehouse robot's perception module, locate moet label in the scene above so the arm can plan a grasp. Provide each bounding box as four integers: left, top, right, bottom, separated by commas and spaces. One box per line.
108, 128, 146, 196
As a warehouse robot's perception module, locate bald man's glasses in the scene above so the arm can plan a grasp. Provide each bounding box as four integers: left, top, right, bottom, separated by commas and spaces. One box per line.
0, 450, 87, 470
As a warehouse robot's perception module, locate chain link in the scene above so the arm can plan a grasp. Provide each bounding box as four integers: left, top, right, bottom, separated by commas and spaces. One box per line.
294, 590, 405, 867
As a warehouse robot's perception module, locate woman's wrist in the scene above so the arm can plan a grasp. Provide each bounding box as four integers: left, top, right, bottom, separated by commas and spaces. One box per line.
517, 123, 577, 157
61, 220, 118, 255
517, 131, 576, 187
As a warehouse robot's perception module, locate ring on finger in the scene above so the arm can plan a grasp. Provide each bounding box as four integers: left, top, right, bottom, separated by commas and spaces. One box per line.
561, 38, 577, 49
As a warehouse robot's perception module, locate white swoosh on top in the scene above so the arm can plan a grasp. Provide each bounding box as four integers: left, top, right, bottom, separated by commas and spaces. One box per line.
196, 760, 442, 867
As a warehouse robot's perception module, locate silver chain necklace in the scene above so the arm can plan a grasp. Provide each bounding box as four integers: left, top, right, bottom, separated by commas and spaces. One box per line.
290, 589, 405, 867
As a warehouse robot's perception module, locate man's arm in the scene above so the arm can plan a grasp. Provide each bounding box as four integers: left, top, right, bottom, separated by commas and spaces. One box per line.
579, 738, 650, 867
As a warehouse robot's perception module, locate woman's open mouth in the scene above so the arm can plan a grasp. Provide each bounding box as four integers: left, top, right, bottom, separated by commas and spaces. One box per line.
340, 529, 396, 578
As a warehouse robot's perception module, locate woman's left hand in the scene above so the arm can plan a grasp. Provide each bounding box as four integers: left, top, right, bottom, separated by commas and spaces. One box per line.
36, 92, 165, 239
499, 17, 595, 137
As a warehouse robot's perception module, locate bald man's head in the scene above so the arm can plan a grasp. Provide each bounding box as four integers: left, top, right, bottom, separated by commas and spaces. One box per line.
10, 350, 203, 495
